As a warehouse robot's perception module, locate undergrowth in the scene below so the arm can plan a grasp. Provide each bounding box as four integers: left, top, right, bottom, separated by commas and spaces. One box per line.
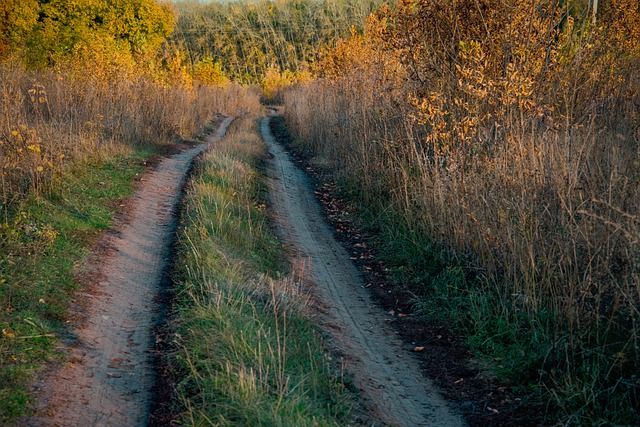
283, 1, 640, 423
169, 116, 352, 425
0, 147, 150, 420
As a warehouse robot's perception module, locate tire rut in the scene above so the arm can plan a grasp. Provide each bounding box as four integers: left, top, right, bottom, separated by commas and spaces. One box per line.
261, 116, 465, 427
26, 117, 233, 427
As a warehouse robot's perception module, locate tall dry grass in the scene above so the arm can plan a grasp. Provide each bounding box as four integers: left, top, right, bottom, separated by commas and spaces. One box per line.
0, 60, 261, 213
284, 0, 640, 422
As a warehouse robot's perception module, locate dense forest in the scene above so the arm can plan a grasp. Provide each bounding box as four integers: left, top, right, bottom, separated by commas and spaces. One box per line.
0, 0, 639, 424
171, 0, 383, 84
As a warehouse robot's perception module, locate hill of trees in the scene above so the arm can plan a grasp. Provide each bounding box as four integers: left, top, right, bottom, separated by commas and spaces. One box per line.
170, 0, 382, 84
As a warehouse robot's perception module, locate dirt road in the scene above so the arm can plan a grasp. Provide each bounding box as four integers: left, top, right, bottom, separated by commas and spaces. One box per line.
261, 116, 465, 427
27, 117, 233, 427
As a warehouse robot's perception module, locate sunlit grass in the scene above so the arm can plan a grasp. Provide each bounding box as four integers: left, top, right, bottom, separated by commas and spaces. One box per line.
0, 147, 147, 421
0, 61, 262, 421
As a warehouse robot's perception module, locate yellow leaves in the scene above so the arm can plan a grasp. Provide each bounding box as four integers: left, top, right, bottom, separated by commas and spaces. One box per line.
13, 0, 175, 70
193, 57, 228, 87
2, 328, 15, 338
2, 120, 62, 196
28, 84, 47, 107
261, 66, 305, 101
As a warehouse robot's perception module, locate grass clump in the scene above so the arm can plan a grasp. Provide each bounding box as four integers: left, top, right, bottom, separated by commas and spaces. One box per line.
169, 116, 352, 425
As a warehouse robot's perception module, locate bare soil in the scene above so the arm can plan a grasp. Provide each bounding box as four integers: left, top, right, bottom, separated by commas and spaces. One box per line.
23, 117, 233, 427
261, 116, 465, 427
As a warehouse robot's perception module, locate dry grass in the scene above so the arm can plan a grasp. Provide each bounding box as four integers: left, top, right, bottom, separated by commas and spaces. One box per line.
0, 60, 262, 421
282, 1, 640, 422
0, 61, 261, 212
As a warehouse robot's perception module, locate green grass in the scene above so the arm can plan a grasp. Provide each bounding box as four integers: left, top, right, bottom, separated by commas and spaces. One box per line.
0, 146, 155, 421
169, 116, 352, 425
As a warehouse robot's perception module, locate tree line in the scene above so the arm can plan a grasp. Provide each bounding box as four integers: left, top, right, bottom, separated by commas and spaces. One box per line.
170, 0, 382, 84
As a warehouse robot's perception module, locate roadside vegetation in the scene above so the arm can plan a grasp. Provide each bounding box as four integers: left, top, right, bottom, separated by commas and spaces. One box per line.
283, 0, 640, 424
0, 0, 261, 421
0, 0, 365, 422
168, 116, 351, 425
8, 0, 635, 424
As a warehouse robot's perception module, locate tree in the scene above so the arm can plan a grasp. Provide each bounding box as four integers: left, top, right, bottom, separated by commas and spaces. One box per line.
170, 0, 383, 84
0, 0, 39, 59
2, 0, 175, 69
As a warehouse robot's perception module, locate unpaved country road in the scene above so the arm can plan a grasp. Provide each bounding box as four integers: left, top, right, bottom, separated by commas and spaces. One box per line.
26, 117, 233, 427
261, 116, 465, 427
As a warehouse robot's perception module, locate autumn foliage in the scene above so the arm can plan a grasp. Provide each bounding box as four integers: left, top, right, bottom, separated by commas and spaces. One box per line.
285, 0, 640, 423
0, 0, 263, 208
171, 0, 382, 84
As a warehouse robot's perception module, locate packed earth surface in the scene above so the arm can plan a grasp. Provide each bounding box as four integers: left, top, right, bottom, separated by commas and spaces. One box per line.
24, 119, 233, 427
261, 115, 464, 427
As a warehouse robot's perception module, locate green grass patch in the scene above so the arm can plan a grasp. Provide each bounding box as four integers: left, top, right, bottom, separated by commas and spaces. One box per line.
170, 116, 352, 425
0, 146, 155, 422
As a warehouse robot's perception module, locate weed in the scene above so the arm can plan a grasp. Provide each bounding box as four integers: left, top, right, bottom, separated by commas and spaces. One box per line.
0, 61, 261, 421
283, 1, 640, 422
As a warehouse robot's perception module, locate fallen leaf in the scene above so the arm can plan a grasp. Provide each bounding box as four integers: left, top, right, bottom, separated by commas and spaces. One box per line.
413, 346, 425, 352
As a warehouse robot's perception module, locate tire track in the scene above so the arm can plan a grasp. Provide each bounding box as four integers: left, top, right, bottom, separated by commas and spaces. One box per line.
261, 115, 465, 427
26, 117, 233, 427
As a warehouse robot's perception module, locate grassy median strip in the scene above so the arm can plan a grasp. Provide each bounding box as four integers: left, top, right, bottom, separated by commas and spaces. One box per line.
170, 116, 352, 425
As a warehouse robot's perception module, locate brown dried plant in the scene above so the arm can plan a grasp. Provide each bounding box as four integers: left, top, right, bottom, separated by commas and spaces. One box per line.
284, 0, 640, 422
